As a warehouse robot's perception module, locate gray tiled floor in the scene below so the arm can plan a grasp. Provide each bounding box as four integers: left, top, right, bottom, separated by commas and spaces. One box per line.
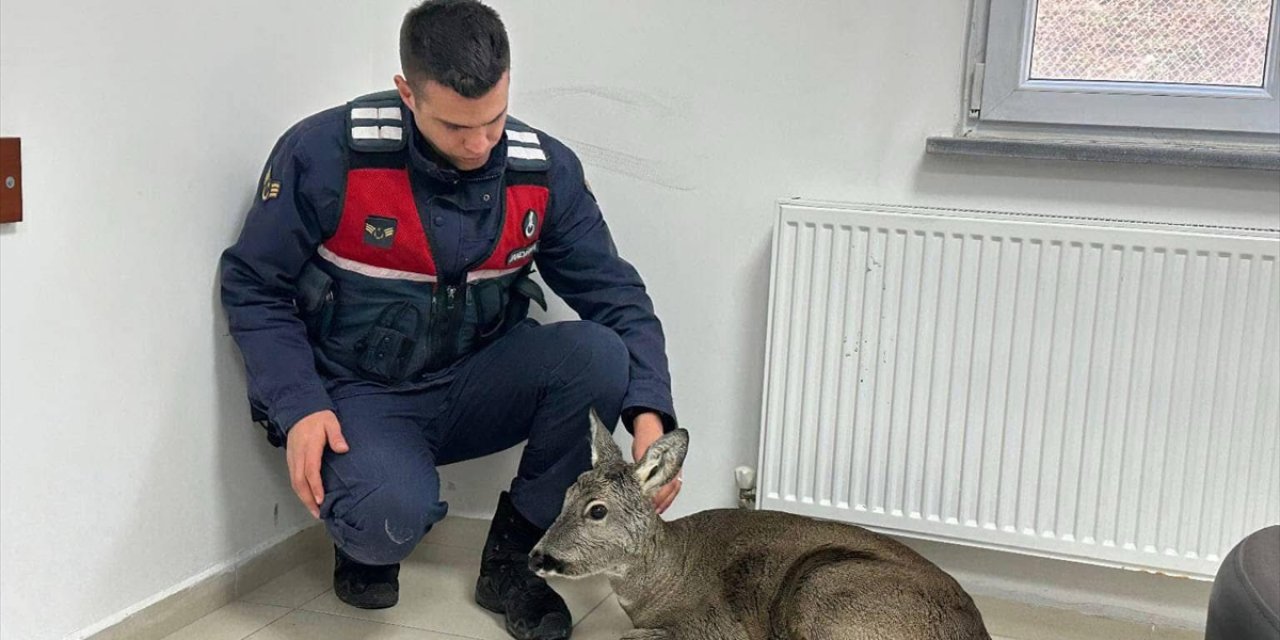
162, 517, 1201, 640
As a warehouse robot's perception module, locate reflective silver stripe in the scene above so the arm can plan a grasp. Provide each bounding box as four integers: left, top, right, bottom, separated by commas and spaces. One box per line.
377, 107, 402, 120
506, 130, 539, 145
351, 107, 379, 120
507, 146, 547, 161
467, 266, 523, 282
351, 126, 403, 140
318, 246, 436, 282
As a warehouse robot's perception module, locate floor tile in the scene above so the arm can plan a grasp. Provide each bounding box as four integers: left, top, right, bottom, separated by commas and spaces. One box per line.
163, 602, 291, 640
571, 596, 633, 639
972, 595, 1185, 640
239, 558, 332, 609
300, 543, 612, 640
1148, 625, 1204, 640
245, 609, 464, 639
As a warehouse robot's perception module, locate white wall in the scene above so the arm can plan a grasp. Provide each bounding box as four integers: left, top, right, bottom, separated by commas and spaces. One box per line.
0, 2, 399, 638
2, 0, 1276, 637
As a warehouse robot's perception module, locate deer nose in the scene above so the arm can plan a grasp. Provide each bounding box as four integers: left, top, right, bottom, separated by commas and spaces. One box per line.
528, 551, 548, 570
529, 550, 565, 574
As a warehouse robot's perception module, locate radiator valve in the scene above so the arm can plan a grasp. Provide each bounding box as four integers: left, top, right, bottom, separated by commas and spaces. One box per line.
735, 466, 757, 509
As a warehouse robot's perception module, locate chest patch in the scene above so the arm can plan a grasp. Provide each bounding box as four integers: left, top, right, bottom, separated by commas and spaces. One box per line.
507, 243, 537, 265
522, 209, 538, 238
363, 215, 397, 248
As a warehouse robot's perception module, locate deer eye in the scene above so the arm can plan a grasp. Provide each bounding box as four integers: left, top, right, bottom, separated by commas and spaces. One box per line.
587, 503, 608, 520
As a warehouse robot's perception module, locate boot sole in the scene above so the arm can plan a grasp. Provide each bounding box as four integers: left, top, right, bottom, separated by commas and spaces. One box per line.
473, 582, 570, 640
337, 588, 399, 610
339, 598, 398, 610
473, 580, 506, 615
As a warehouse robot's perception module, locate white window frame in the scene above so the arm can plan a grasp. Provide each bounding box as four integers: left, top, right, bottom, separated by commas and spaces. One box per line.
971, 0, 1280, 137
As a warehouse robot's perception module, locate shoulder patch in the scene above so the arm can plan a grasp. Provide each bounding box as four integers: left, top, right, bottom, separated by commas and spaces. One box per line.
260, 166, 281, 201
348, 91, 407, 153
504, 122, 550, 172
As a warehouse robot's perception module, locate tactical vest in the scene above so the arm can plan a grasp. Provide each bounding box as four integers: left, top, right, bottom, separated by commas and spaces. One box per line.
294, 90, 549, 385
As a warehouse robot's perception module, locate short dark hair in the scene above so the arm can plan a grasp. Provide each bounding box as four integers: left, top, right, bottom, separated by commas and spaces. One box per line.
399, 0, 510, 99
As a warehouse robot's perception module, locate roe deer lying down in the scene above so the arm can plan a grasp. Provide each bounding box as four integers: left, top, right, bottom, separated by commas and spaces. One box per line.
530, 412, 991, 640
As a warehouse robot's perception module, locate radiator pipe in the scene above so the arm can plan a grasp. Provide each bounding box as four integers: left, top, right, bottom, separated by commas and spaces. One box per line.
735, 466, 757, 509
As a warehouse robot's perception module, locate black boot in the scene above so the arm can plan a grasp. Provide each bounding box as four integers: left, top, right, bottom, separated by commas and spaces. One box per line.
334, 545, 400, 609
474, 492, 572, 640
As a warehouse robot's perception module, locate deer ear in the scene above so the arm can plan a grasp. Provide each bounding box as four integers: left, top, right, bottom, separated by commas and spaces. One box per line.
633, 428, 689, 495
589, 408, 624, 468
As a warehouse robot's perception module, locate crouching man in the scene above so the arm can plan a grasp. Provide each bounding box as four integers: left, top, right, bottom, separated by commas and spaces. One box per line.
218, 2, 681, 638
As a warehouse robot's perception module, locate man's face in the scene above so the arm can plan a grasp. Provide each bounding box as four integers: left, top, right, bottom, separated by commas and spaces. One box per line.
395, 71, 509, 172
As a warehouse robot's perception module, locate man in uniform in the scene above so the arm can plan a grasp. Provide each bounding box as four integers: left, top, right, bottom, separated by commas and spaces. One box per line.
218, 2, 680, 638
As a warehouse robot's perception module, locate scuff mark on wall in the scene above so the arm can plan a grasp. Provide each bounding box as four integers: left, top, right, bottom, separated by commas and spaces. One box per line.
560, 136, 699, 192
522, 85, 688, 119
517, 84, 704, 192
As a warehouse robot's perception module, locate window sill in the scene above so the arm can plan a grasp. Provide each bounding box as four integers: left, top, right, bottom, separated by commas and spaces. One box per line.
925, 135, 1280, 171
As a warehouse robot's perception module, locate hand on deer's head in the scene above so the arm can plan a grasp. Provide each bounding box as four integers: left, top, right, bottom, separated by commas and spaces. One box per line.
530, 408, 689, 579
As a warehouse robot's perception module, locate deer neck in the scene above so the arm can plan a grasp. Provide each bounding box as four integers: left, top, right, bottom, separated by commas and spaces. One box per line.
609, 517, 699, 625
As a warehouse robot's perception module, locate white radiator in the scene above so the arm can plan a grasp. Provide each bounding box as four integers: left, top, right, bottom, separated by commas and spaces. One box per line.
757, 200, 1280, 579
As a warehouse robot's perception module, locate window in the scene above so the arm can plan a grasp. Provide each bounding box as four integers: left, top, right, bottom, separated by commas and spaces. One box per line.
969, 0, 1280, 137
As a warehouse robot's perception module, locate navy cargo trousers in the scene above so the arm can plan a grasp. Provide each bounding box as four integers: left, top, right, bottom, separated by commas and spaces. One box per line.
312, 320, 628, 566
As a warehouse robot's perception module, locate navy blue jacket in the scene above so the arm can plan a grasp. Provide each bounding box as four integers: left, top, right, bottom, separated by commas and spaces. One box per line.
219, 99, 676, 437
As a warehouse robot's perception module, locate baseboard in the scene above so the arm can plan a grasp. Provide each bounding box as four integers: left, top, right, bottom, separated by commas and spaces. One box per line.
75, 524, 328, 640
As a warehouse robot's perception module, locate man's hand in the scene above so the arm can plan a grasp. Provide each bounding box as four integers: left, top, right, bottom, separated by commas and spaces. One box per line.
631, 412, 681, 514
286, 409, 349, 519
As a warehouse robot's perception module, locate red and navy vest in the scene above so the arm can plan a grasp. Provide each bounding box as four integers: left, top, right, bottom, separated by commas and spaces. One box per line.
295, 91, 550, 383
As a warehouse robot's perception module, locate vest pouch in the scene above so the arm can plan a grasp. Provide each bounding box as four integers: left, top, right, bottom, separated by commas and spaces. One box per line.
471, 279, 509, 340
296, 262, 336, 339
501, 273, 547, 334
353, 302, 422, 383
512, 274, 546, 312
470, 272, 547, 346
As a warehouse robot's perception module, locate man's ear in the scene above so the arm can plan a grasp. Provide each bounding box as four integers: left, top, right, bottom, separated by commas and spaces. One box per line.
589, 408, 624, 468
393, 74, 415, 108
633, 428, 689, 496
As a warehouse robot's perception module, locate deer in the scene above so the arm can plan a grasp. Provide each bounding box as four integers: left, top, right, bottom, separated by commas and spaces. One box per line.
529, 411, 991, 640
